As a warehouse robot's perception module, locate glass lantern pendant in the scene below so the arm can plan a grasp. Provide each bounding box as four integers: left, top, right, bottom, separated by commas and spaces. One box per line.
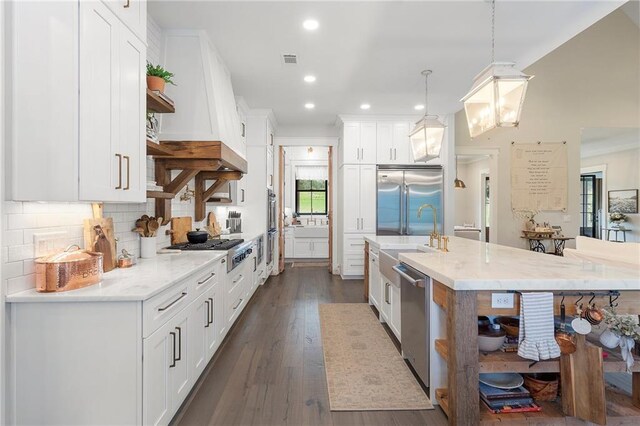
410, 70, 445, 162
462, 0, 533, 138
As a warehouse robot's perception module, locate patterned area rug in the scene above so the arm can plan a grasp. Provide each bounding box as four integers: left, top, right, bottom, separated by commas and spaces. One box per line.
319, 303, 433, 411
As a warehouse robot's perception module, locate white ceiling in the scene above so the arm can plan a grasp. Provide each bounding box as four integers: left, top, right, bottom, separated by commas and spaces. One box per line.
149, 0, 627, 128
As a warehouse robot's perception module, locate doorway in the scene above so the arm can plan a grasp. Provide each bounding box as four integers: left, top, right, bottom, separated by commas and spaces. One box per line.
279, 146, 332, 268
580, 172, 603, 239
482, 174, 490, 243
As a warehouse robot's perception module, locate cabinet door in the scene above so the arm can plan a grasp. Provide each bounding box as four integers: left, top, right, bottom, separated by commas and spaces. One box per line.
79, 1, 120, 201
376, 122, 393, 164
312, 239, 329, 258
342, 122, 360, 164
169, 309, 191, 410
392, 122, 411, 164
266, 147, 274, 189
117, 27, 146, 202
359, 165, 377, 233
102, 0, 146, 43
368, 254, 381, 309
342, 165, 361, 233
143, 321, 172, 426
189, 293, 209, 381
360, 122, 377, 164
205, 286, 221, 360
390, 284, 402, 341
380, 281, 391, 323
284, 237, 294, 258
293, 240, 313, 258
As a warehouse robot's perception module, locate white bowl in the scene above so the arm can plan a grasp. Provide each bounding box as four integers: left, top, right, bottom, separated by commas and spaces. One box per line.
478, 334, 505, 352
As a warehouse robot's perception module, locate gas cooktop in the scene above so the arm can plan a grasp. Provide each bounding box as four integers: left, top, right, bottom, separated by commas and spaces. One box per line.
168, 239, 244, 251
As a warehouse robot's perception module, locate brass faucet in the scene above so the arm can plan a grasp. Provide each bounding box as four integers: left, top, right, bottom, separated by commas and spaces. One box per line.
417, 204, 441, 248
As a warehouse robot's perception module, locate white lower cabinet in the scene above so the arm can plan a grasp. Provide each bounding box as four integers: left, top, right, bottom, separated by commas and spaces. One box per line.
380, 280, 391, 323
368, 251, 381, 309
390, 283, 402, 341
10, 247, 265, 426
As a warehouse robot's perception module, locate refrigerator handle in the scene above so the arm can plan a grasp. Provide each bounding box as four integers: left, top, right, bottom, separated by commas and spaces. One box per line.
404, 183, 409, 235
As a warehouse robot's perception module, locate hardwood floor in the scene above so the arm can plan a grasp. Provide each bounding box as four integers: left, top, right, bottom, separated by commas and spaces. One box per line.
171, 265, 448, 426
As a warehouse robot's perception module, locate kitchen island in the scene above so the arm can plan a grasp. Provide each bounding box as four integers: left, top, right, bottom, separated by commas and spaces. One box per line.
367, 236, 640, 425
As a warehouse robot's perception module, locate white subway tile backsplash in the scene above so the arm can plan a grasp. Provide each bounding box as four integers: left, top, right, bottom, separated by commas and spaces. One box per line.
8, 244, 35, 263
3, 230, 24, 247
7, 214, 38, 230
5, 261, 23, 280
7, 274, 36, 295
4, 201, 23, 214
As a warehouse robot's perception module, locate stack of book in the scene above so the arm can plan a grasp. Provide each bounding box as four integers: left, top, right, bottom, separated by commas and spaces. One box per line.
479, 382, 542, 414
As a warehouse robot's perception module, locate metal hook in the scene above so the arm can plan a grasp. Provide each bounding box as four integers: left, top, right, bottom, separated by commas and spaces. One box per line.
588, 292, 596, 306
610, 293, 619, 308
560, 294, 565, 305
575, 294, 584, 306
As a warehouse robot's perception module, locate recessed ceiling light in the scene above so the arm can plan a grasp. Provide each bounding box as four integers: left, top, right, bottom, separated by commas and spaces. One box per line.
304, 75, 316, 83
414, 104, 425, 111
303, 19, 319, 31
305, 103, 315, 109
360, 103, 371, 110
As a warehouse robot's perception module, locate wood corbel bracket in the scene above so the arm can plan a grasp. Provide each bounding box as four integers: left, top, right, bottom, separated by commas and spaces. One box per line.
194, 170, 243, 221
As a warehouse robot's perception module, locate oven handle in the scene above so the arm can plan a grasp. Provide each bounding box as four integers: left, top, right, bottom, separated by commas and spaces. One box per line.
392, 265, 426, 288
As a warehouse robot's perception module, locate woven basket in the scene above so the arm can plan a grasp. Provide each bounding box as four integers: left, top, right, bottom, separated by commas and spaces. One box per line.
524, 374, 558, 401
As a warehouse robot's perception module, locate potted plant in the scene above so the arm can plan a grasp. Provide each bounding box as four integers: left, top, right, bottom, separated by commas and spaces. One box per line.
146, 62, 176, 93
600, 307, 640, 372
609, 212, 627, 229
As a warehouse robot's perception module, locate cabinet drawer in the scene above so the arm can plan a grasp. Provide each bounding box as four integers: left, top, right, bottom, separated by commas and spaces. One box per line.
143, 281, 191, 338
192, 264, 219, 298
343, 235, 367, 255
369, 245, 379, 256
342, 254, 365, 276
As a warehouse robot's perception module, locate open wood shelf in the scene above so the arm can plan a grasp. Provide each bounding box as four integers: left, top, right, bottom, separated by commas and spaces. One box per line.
434, 339, 640, 373
146, 139, 176, 157
146, 88, 175, 114
436, 386, 640, 425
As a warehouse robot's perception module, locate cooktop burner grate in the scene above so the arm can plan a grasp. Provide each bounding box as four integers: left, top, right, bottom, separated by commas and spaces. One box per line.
168, 239, 244, 251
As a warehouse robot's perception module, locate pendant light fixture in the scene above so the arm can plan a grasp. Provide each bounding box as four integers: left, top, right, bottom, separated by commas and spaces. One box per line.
410, 70, 445, 162
454, 155, 466, 189
461, 0, 533, 138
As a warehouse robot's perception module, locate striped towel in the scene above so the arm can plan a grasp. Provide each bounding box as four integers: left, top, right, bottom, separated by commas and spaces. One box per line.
517, 292, 561, 361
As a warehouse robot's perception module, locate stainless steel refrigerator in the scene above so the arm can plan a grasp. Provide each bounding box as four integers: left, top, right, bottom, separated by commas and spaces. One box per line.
377, 166, 443, 235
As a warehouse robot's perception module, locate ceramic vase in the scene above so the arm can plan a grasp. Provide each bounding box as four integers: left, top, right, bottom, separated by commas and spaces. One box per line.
140, 236, 157, 259
599, 329, 621, 349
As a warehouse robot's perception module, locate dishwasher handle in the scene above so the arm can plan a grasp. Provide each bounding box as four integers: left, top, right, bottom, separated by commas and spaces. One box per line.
392, 265, 426, 288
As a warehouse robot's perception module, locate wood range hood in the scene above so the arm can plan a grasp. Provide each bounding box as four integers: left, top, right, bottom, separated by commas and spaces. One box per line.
146, 140, 247, 224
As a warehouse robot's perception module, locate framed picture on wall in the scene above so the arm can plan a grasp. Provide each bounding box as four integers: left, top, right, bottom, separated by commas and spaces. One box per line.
608, 189, 638, 214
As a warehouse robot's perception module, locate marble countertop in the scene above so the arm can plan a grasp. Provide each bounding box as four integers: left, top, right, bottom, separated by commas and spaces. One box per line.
7, 251, 227, 303
398, 236, 640, 291
364, 235, 432, 250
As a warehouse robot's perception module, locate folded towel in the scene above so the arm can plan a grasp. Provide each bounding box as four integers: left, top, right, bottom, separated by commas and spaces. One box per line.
518, 292, 561, 361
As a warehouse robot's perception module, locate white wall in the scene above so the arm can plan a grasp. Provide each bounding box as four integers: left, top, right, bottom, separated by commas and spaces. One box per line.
454, 9, 640, 249
454, 157, 490, 228
582, 147, 640, 242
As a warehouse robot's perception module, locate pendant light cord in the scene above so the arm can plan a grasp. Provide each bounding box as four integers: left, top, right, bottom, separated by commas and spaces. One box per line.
491, 0, 496, 63
424, 72, 429, 118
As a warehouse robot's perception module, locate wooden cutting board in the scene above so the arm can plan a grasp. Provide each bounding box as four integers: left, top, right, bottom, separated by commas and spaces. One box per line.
207, 212, 222, 237
560, 334, 606, 424
170, 217, 192, 245
83, 217, 116, 272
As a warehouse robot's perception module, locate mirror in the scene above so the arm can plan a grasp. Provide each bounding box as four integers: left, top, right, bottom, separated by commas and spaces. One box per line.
580, 127, 640, 242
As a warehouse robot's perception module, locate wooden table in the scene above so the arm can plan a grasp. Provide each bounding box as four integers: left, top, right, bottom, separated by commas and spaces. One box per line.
603, 227, 630, 242
521, 236, 574, 256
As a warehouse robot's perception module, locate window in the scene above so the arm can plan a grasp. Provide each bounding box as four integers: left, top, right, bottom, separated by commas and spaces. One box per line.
296, 179, 327, 215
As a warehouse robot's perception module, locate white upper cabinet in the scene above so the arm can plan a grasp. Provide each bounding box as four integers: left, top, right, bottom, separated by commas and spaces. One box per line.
377, 121, 412, 164
8, 0, 146, 202
79, 1, 146, 202
341, 122, 376, 165
102, 0, 146, 43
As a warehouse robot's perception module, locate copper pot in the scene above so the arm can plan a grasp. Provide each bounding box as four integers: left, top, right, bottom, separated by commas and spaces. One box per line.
555, 302, 577, 354
35, 245, 103, 292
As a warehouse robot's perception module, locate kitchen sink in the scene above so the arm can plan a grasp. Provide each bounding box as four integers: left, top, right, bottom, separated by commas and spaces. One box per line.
379, 249, 420, 284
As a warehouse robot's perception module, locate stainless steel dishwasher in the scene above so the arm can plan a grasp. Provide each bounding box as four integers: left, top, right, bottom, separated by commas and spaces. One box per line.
393, 262, 430, 387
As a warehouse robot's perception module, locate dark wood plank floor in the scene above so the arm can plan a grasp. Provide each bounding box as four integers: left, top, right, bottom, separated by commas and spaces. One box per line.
171, 265, 448, 426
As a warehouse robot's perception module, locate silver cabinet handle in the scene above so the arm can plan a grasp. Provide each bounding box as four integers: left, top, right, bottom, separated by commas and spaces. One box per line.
390, 148, 393, 160
124, 0, 130, 8
123, 155, 130, 190
392, 265, 426, 288
241, 189, 245, 202
157, 292, 187, 312
115, 154, 122, 189
221, 258, 226, 263
197, 272, 215, 286
208, 297, 214, 326
385, 283, 390, 304
233, 298, 243, 310
205, 299, 211, 327
175, 327, 182, 362
233, 274, 243, 284
169, 331, 177, 368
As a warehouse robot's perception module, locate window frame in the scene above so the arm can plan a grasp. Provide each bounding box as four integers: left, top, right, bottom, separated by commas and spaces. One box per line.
295, 179, 328, 215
